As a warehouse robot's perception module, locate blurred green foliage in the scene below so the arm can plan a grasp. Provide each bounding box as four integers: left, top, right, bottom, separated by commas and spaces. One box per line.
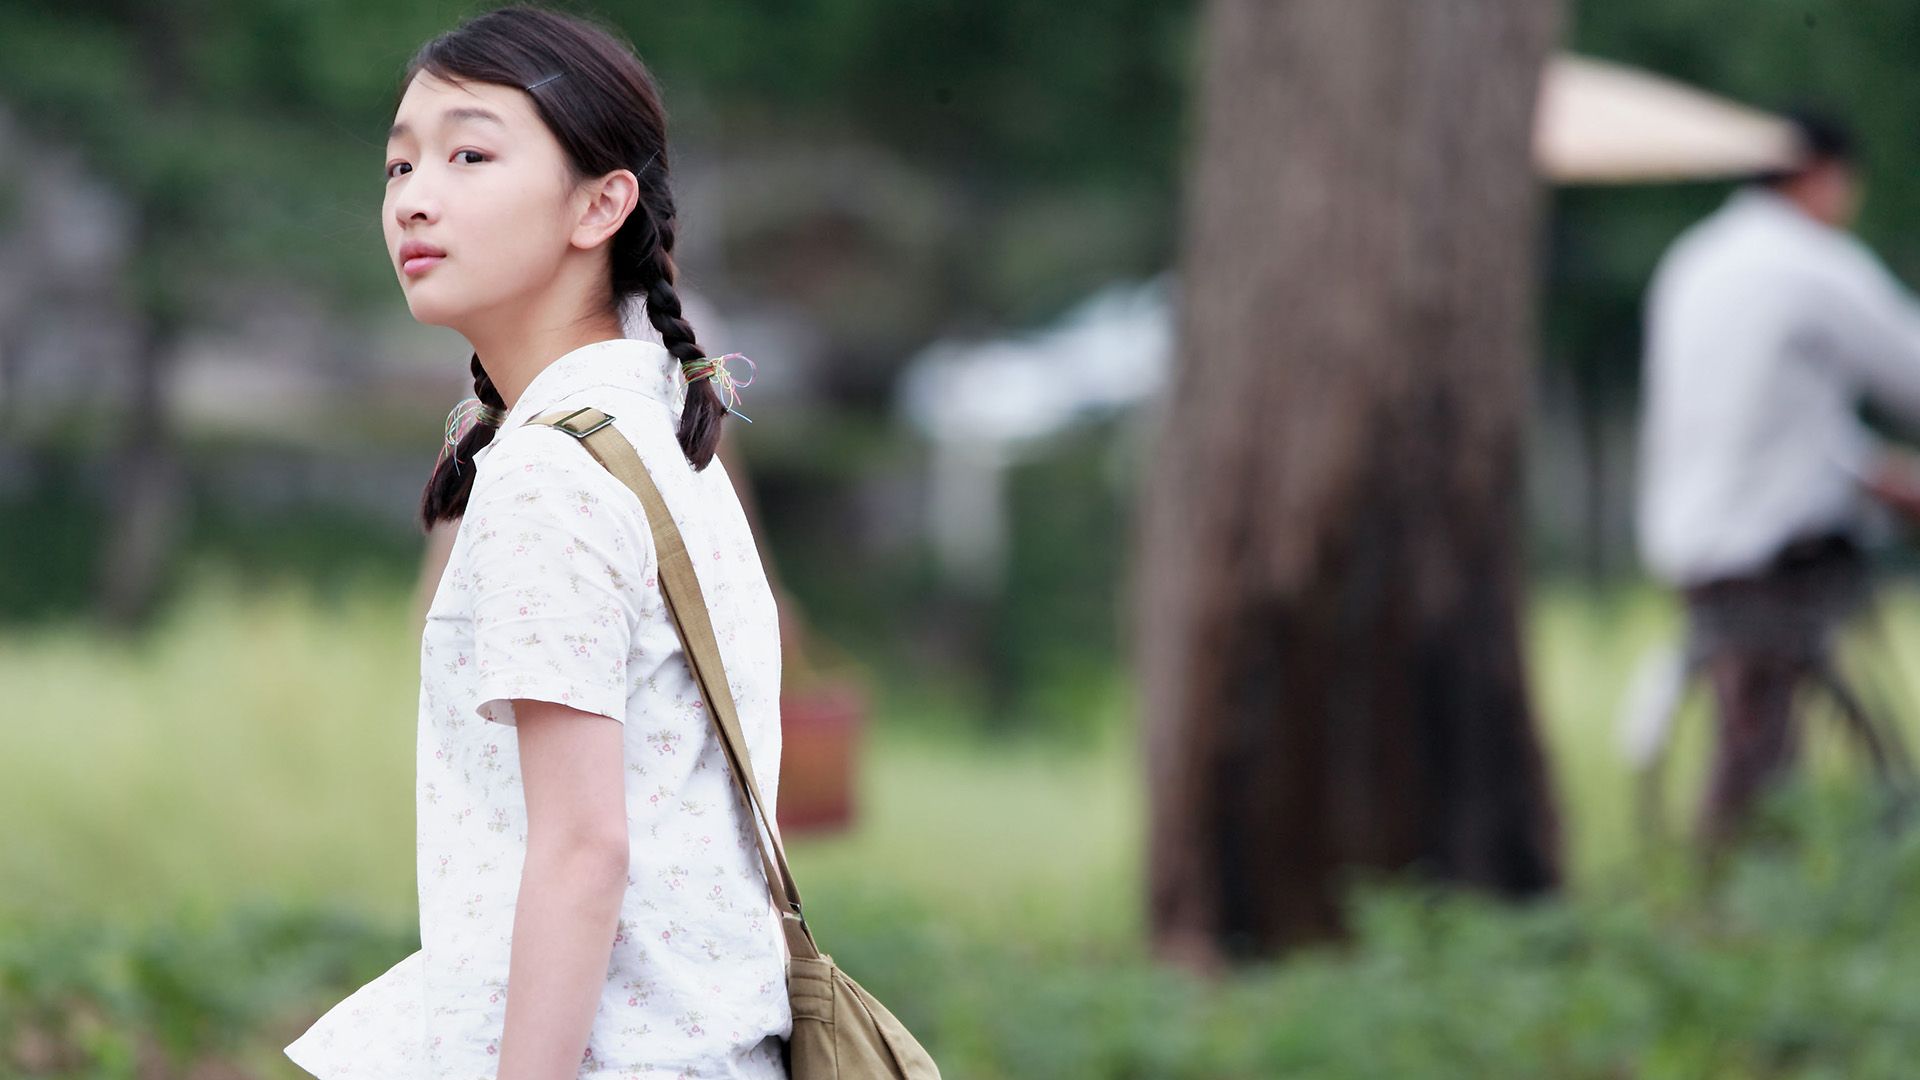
8, 778, 1920, 1076
3, 1, 1914, 369
8, 574, 1920, 1075
11, 0, 1920, 671
0, 0, 1191, 324
0, 447, 424, 623
824, 782, 1920, 1079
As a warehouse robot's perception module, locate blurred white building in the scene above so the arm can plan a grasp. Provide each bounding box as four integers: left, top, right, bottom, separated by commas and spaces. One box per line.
895, 273, 1174, 589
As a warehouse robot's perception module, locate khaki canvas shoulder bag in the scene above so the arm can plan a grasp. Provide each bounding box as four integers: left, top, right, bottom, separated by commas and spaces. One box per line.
530, 406, 942, 1080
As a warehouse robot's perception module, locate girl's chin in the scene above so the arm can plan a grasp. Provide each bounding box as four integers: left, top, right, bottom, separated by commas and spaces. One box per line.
403, 295, 473, 329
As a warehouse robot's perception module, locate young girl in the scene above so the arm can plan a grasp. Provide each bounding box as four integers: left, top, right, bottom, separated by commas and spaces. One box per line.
285, 6, 791, 1077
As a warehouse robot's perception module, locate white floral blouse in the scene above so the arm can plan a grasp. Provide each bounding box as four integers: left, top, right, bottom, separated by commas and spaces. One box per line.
285, 337, 791, 1079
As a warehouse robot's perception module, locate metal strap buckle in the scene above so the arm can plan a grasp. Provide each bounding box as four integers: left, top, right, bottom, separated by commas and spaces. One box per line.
550, 406, 615, 438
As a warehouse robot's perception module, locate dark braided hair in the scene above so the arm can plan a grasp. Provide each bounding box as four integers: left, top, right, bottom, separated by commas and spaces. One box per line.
418, 351, 505, 531
405, 5, 730, 532
615, 159, 727, 478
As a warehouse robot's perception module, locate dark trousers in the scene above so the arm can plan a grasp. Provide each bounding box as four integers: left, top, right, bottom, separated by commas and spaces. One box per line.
1681, 532, 1869, 849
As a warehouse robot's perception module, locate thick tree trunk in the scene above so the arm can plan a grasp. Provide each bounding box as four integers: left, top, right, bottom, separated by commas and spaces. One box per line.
1136, 0, 1563, 965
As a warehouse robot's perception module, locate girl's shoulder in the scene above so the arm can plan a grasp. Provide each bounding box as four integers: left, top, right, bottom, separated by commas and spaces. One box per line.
467, 420, 652, 543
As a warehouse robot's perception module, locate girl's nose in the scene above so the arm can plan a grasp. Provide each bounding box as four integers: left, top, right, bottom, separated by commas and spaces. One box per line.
392, 176, 443, 227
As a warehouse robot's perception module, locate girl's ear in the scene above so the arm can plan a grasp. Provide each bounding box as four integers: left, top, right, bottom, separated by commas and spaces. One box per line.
571, 169, 640, 250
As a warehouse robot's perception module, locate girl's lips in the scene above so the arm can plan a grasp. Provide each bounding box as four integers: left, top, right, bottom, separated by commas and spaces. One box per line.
402, 254, 446, 277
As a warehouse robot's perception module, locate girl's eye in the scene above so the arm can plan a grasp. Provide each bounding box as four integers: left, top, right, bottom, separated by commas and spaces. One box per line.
384, 151, 485, 181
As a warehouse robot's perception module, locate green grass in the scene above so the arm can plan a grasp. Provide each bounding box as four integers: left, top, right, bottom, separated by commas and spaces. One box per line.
1, 567, 421, 930
1528, 580, 1920, 885
10, 568, 1920, 1076
13, 566, 1920, 928
0, 563, 1145, 943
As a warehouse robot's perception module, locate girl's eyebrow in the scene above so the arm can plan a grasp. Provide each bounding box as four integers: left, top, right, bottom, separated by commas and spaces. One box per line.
388, 107, 507, 143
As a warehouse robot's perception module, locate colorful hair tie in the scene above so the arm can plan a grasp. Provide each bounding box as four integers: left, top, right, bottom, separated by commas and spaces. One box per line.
680, 352, 757, 423
435, 396, 507, 475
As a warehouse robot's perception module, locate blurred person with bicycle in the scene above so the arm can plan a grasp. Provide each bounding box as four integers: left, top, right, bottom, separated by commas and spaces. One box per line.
1637, 110, 1920, 850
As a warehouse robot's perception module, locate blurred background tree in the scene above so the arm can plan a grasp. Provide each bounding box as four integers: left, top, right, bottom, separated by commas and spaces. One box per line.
1138, 0, 1562, 966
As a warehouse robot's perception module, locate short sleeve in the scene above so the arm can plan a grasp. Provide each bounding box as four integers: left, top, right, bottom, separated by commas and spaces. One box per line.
463, 428, 653, 726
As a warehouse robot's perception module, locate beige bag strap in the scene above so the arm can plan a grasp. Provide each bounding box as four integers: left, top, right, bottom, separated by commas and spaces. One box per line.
529, 406, 821, 962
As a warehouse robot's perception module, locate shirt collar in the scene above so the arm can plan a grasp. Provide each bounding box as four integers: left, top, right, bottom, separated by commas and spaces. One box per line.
471, 336, 686, 469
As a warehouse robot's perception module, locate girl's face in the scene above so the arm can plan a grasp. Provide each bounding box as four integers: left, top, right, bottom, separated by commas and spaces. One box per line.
383, 72, 580, 330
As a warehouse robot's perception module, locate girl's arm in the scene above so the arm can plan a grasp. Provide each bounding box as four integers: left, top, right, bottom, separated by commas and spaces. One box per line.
494, 700, 630, 1080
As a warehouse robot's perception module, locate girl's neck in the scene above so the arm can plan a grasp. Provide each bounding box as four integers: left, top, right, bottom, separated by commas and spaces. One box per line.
468, 311, 627, 411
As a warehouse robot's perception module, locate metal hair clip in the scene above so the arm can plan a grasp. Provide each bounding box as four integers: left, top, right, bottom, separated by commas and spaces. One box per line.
525, 72, 564, 91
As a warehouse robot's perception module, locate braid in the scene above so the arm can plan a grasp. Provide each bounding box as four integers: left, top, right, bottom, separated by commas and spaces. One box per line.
634, 205, 726, 470
418, 352, 508, 531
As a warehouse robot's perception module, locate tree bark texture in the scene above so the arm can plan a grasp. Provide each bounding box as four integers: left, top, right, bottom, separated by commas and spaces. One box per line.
1136, 0, 1564, 964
